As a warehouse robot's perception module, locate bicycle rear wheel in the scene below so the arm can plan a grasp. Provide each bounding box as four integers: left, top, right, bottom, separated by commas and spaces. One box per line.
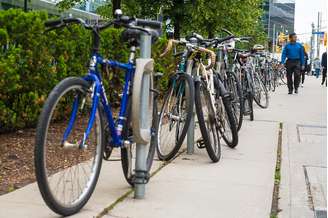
253, 73, 269, 109
121, 96, 157, 186
156, 73, 194, 161
195, 80, 221, 163
216, 95, 239, 148
226, 72, 243, 131
244, 92, 254, 121
35, 77, 103, 216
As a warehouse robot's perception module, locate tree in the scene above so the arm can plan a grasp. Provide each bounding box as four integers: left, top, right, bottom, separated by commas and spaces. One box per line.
57, 0, 266, 44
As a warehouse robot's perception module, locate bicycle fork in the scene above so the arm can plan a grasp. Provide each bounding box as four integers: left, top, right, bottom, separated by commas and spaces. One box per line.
61, 81, 100, 149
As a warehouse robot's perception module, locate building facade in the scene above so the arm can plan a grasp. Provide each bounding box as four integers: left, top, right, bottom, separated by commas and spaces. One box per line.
262, 0, 295, 49
0, 0, 107, 19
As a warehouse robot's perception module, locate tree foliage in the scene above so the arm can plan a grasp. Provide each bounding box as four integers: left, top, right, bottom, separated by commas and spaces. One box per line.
58, 0, 266, 44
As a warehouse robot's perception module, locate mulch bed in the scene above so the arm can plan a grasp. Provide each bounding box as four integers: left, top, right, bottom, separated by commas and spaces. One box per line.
0, 128, 36, 195
0, 119, 97, 196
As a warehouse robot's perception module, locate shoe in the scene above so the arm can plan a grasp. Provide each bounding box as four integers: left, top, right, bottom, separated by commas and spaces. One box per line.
288, 91, 293, 94
295, 89, 298, 94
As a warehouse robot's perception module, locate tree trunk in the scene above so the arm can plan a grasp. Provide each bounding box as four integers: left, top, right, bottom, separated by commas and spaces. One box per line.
174, 19, 181, 39
207, 24, 214, 38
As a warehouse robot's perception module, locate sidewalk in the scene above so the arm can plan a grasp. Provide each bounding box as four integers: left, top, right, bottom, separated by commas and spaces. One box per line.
0, 76, 326, 218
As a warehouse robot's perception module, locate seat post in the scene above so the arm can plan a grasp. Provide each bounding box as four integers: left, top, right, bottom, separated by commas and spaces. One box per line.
91, 29, 100, 53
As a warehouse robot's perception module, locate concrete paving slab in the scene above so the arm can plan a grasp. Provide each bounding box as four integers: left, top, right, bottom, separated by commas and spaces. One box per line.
277, 76, 327, 218
0, 155, 161, 218
106, 120, 278, 218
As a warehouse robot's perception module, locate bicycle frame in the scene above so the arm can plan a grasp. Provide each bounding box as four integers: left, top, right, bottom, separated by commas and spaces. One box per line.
62, 52, 135, 149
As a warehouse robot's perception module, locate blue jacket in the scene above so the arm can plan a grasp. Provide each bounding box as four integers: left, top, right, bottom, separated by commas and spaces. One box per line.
281, 42, 305, 66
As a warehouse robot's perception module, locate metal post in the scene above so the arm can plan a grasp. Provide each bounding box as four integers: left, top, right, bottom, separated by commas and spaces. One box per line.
267, 0, 271, 40
186, 59, 194, 154
272, 23, 276, 53
134, 32, 152, 199
310, 23, 315, 62
316, 12, 321, 58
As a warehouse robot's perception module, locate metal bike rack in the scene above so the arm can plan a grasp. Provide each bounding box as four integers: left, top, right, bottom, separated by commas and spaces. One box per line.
132, 32, 153, 199
186, 59, 195, 154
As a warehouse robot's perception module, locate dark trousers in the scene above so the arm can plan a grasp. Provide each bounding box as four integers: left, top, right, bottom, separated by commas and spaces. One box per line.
286, 60, 301, 91
301, 70, 305, 84
322, 68, 327, 85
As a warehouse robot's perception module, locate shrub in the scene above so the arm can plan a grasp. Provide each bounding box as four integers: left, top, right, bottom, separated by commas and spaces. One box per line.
0, 9, 176, 132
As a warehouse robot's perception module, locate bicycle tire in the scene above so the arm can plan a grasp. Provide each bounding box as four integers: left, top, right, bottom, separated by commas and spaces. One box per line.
35, 77, 104, 216
217, 96, 239, 148
195, 80, 221, 163
253, 74, 269, 109
121, 95, 157, 186
226, 71, 244, 131
244, 91, 254, 121
156, 73, 194, 161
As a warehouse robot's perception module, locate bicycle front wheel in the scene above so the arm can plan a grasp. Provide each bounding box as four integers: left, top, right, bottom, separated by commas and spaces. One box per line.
156, 73, 194, 161
195, 80, 221, 163
35, 77, 104, 216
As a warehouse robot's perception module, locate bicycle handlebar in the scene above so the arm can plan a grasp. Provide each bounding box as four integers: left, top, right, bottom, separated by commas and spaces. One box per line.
160, 39, 216, 70
45, 15, 162, 35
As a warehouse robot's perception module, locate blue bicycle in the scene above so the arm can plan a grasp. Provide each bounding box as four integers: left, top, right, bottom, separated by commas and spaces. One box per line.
34, 12, 161, 216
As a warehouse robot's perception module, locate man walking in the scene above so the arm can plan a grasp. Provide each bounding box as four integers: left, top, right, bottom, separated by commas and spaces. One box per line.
321, 51, 327, 86
281, 33, 305, 94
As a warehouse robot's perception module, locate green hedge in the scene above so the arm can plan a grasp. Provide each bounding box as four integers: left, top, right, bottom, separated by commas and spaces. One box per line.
0, 9, 176, 132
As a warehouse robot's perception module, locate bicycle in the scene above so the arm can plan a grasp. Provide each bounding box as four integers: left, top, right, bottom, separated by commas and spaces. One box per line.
250, 51, 269, 109
203, 30, 252, 132
232, 49, 256, 121
34, 11, 161, 216
155, 40, 194, 161
161, 34, 238, 162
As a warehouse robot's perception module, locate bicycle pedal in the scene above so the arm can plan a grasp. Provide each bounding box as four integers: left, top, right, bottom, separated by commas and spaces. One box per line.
196, 138, 206, 149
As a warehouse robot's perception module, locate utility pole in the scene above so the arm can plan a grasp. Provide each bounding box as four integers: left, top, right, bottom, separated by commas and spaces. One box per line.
316, 12, 321, 58
272, 23, 276, 54
310, 22, 315, 61
268, 0, 271, 40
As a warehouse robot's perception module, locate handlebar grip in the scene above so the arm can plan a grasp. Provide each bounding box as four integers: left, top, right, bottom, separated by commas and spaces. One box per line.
44, 19, 62, 27
135, 19, 162, 30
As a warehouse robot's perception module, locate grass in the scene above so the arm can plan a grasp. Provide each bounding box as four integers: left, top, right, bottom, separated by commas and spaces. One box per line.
270, 122, 283, 218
